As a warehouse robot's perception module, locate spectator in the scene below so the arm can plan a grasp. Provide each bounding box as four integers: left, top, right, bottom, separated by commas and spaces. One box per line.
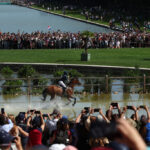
26, 111, 45, 150
50, 117, 72, 145
0, 113, 13, 132
0, 103, 150, 150
0, 129, 23, 150
42, 108, 61, 146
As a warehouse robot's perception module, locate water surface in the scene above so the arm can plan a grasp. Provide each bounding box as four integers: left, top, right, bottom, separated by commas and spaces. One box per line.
0, 5, 113, 33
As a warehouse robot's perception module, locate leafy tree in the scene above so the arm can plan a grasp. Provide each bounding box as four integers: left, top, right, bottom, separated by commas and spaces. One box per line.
54, 69, 83, 77
2, 80, 23, 94
1, 66, 13, 78
18, 65, 36, 78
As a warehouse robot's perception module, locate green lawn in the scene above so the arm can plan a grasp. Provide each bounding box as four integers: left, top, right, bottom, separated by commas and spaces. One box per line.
0, 48, 150, 68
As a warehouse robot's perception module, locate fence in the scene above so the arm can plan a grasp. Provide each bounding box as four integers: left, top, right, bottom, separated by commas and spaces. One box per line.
0, 75, 150, 95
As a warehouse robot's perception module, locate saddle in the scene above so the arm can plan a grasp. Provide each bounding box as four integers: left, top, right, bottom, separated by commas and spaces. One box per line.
57, 85, 67, 95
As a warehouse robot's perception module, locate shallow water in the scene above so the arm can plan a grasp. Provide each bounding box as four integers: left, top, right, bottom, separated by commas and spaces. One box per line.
0, 74, 149, 120
1, 91, 150, 120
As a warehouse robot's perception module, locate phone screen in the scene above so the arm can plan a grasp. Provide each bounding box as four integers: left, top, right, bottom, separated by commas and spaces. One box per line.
1, 108, 4, 114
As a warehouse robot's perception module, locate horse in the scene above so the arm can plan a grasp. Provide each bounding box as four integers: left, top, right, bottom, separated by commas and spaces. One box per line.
41, 78, 81, 106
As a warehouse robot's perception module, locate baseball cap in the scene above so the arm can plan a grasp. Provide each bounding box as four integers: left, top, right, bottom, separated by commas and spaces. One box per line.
62, 115, 68, 120
18, 113, 25, 121
0, 129, 14, 145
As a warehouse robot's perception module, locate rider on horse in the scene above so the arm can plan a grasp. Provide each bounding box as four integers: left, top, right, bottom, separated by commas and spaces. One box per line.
58, 71, 69, 95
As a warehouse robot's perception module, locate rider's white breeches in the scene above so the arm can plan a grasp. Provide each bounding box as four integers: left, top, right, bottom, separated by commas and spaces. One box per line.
58, 81, 67, 88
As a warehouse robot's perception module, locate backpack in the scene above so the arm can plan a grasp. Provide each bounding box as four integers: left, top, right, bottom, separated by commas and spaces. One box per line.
55, 129, 70, 145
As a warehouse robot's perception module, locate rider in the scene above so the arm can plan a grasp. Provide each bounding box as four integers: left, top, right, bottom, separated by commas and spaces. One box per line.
58, 71, 69, 95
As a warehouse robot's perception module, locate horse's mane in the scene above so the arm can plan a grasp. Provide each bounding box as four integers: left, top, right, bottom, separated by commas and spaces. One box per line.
68, 78, 73, 85
68, 77, 77, 86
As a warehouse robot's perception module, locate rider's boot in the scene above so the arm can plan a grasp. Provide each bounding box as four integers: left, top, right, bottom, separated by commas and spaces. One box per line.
62, 87, 66, 95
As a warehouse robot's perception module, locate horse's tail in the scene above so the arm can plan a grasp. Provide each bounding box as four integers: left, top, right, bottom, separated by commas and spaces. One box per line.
42, 87, 48, 101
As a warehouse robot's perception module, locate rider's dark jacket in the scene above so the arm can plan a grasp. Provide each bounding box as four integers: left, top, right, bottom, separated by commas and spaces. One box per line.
58, 74, 68, 83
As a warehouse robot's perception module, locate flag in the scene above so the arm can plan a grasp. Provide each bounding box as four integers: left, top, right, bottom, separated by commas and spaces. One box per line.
48, 25, 51, 30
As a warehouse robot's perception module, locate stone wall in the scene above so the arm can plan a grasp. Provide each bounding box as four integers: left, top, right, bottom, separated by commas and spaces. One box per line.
0, 63, 150, 76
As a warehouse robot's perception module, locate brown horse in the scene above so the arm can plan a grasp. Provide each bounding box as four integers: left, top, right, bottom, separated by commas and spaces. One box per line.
42, 78, 81, 106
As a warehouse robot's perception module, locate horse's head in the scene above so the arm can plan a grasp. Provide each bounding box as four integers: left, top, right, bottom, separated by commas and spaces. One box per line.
69, 78, 81, 86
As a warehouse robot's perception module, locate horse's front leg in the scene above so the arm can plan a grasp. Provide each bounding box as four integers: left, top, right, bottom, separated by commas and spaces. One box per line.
65, 96, 72, 106
72, 97, 76, 106
68, 96, 76, 106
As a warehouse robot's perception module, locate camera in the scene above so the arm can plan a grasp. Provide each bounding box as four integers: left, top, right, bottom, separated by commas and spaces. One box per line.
84, 107, 90, 113
127, 106, 133, 109
94, 108, 99, 112
35, 111, 40, 114
1, 108, 4, 114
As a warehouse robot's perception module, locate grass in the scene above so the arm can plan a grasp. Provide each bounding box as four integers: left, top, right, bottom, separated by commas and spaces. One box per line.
1, 48, 150, 68
31, 5, 110, 26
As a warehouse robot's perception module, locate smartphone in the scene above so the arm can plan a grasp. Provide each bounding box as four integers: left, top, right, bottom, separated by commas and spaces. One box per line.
139, 105, 145, 109
19, 112, 25, 115
94, 108, 99, 112
30, 110, 35, 113
111, 103, 118, 107
84, 107, 90, 113
12, 137, 17, 143
43, 114, 48, 117
35, 111, 40, 114
1, 108, 4, 114
127, 106, 133, 109
84, 107, 90, 110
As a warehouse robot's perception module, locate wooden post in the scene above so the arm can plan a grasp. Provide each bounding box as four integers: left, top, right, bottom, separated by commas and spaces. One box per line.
105, 75, 109, 93
143, 74, 146, 93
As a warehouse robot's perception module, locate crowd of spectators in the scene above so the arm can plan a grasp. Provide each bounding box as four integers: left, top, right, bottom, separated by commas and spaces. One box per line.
0, 30, 150, 49
1, 103, 150, 150
30, 0, 150, 32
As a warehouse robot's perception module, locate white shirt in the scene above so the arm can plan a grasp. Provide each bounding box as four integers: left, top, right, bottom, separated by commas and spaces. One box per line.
45, 118, 59, 135
0, 119, 13, 132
